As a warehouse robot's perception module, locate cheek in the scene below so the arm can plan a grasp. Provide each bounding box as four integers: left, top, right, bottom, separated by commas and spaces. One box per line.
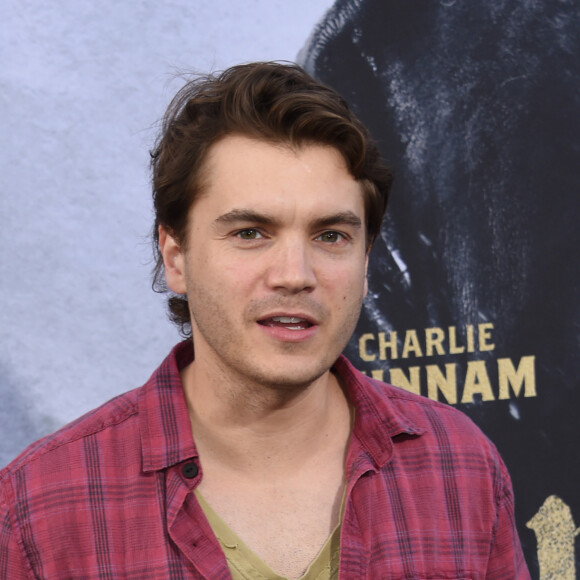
332, 270, 367, 305
323, 261, 364, 285
201, 255, 265, 298
224, 261, 259, 287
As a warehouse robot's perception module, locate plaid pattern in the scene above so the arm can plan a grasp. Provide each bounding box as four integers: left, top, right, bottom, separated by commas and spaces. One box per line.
0, 341, 529, 579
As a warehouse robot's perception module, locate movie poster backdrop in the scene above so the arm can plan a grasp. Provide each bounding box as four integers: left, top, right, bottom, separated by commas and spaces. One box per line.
300, 1, 580, 577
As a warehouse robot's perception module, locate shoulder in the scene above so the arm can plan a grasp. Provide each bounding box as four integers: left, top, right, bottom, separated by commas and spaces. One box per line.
0, 386, 140, 482
372, 372, 485, 435
372, 371, 509, 486
340, 357, 513, 501
336, 356, 503, 469
339, 355, 487, 435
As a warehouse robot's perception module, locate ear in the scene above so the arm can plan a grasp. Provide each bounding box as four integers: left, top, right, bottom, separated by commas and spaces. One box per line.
158, 225, 187, 295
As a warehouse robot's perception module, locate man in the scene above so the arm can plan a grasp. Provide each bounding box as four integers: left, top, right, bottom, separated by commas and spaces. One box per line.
0, 62, 529, 579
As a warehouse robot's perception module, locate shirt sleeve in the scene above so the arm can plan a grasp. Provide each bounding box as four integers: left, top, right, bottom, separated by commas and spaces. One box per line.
0, 481, 32, 580
486, 458, 531, 579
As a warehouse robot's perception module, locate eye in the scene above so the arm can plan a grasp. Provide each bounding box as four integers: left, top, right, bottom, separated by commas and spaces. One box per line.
316, 231, 344, 243
236, 229, 263, 240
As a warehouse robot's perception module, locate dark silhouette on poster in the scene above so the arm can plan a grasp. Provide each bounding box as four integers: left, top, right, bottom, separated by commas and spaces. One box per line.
301, 1, 580, 577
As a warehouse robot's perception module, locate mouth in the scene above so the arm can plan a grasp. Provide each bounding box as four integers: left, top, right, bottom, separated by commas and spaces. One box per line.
257, 315, 315, 330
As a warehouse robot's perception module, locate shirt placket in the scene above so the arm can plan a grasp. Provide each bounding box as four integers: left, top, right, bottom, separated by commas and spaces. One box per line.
166, 460, 232, 579
338, 446, 381, 579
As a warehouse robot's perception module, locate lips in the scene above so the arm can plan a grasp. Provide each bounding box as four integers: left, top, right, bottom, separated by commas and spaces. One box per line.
258, 316, 314, 330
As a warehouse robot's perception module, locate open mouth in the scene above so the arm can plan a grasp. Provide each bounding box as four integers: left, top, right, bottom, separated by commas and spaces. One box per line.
258, 316, 314, 330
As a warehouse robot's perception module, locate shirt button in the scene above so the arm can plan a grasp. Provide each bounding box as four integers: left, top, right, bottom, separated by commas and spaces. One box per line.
182, 462, 198, 479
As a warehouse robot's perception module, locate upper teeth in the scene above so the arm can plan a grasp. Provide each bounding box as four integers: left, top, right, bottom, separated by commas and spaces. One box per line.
272, 316, 304, 323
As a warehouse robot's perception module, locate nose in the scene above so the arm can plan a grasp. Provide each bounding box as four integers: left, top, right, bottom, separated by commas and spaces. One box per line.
265, 238, 317, 294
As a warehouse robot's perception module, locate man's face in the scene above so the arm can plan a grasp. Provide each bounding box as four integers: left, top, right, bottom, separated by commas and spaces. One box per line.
162, 135, 368, 390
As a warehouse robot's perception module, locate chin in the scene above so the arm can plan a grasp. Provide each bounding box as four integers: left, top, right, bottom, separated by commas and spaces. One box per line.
248, 358, 333, 391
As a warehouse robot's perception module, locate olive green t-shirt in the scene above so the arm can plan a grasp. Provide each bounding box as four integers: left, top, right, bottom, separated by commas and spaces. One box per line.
194, 489, 341, 580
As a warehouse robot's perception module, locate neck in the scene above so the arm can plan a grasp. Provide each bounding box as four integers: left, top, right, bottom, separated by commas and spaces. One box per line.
181, 359, 351, 475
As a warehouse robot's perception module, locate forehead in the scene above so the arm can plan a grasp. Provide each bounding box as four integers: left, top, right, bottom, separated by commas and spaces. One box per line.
195, 135, 365, 219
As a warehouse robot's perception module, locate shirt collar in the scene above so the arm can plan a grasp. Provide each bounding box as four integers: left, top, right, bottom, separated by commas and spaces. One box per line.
138, 343, 426, 473
333, 355, 426, 469
139, 340, 197, 473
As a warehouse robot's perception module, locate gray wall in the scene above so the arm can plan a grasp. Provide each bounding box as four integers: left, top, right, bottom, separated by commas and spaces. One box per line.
1, 0, 333, 466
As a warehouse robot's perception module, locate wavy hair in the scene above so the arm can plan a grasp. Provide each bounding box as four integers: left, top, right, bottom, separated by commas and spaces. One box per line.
150, 61, 392, 336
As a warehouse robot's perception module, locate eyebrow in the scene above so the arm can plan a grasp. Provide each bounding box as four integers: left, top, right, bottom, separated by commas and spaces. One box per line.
311, 211, 363, 230
214, 209, 363, 230
214, 209, 276, 226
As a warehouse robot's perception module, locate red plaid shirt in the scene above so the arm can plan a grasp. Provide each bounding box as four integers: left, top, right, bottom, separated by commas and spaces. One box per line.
1, 341, 529, 579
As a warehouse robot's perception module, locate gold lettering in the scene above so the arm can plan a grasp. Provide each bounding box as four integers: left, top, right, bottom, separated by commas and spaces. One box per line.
426, 364, 457, 404
478, 322, 495, 351
359, 333, 377, 362
466, 324, 475, 353
461, 360, 495, 403
370, 369, 384, 381
425, 327, 445, 356
498, 356, 536, 399
378, 331, 398, 360
389, 367, 421, 395
401, 330, 423, 358
527, 495, 580, 580
448, 326, 465, 354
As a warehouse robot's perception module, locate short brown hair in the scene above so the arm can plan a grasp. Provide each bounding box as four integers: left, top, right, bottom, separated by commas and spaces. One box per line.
151, 61, 392, 336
